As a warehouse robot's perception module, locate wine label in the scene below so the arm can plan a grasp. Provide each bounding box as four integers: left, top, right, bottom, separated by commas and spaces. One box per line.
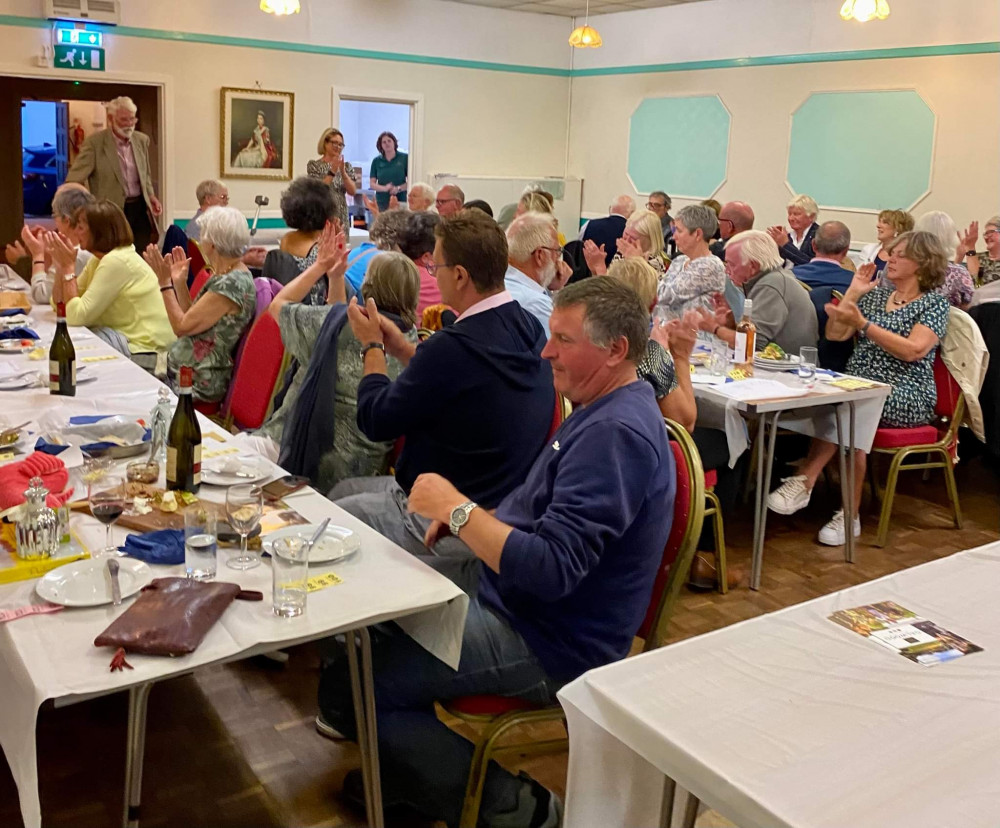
48, 359, 76, 391
734, 332, 748, 364
193, 443, 202, 486
166, 446, 177, 482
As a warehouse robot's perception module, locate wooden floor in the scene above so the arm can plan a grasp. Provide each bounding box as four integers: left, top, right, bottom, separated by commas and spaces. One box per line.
2, 455, 997, 828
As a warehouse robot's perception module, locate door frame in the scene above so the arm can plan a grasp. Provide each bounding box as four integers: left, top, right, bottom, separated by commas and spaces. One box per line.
331, 87, 424, 187
0, 61, 172, 226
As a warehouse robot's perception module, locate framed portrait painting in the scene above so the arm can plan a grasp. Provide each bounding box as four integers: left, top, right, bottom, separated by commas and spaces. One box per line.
220, 87, 294, 180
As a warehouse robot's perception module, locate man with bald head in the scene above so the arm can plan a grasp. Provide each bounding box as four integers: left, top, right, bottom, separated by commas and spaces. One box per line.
792, 220, 854, 290
579, 193, 636, 267
435, 185, 465, 218
711, 201, 755, 260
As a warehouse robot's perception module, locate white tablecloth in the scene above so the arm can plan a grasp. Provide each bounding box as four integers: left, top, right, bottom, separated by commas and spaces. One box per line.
558, 541, 1000, 828
0, 308, 469, 828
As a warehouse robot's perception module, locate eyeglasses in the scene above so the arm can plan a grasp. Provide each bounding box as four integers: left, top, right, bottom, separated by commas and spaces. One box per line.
646, 202, 666, 210
326, 138, 344, 146
425, 262, 455, 276
984, 229, 999, 238
718, 218, 735, 231
435, 198, 460, 207
536, 246, 562, 255
218, 195, 230, 204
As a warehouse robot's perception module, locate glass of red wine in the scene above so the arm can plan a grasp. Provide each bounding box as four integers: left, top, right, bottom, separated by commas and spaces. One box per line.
90, 475, 126, 558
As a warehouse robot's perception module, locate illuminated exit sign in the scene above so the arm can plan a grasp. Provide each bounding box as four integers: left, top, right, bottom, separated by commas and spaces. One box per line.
55, 27, 103, 47
54, 44, 105, 71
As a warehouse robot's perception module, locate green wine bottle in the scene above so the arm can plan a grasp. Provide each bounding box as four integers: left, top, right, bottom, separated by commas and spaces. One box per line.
49, 302, 75, 396
166, 366, 202, 493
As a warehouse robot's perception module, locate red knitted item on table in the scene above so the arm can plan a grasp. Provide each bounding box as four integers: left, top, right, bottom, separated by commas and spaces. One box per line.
0, 452, 74, 511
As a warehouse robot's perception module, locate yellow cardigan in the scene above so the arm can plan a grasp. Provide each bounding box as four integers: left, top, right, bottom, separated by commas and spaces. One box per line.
61, 247, 176, 354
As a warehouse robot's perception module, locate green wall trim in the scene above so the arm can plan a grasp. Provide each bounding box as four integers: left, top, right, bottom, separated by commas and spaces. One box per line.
0, 14, 570, 77
174, 217, 288, 230
572, 41, 1000, 77
0, 15, 995, 79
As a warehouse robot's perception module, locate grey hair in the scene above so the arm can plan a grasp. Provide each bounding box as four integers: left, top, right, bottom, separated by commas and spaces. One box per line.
409, 182, 434, 203
52, 186, 95, 223
507, 211, 557, 261
676, 204, 718, 241
787, 194, 818, 217
440, 184, 465, 204
914, 211, 957, 254
813, 221, 852, 256
369, 209, 411, 250
552, 277, 648, 363
728, 230, 782, 272
986, 214, 1000, 231
195, 179, 226, 206
197, 206, 250, 258
106, 96, 137, 116
610, 194, 635, 217
362, 252, 420, 328
649, 191, 672, 209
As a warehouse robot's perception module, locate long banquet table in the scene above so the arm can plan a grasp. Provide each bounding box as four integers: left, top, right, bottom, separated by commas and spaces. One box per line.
558, 539, 1000, 828
0, 306, 469, 828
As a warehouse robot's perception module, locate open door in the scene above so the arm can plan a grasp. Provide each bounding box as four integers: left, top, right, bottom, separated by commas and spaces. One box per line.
54, 100, 69, 184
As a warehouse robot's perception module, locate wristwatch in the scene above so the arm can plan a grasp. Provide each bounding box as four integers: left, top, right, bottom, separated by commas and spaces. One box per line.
360, 341, 386, 360
449, 501, 478, 536
966, 250, 978, 257
860, 319, 872, 337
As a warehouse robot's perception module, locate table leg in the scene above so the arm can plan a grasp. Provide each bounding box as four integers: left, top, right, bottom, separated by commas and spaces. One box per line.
658, 776, 676, 828
846, 402, 857, 564
751, 411, 781, 590
835, 404, 850, 561
680, 791, 700, 828
346, 627, 385, 828
122, 682, 153, 828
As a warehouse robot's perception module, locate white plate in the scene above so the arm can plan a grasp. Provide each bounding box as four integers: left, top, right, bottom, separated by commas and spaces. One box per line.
35, 558, 154, 607
262, 523, 361, 564
201, 456, 271, 486
754, 354, 800, 368
0, 341, 34, 354
0, 373, 38, 390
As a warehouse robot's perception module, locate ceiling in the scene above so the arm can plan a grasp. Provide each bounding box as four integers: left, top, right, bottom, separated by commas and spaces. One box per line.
441, 0, 714, 18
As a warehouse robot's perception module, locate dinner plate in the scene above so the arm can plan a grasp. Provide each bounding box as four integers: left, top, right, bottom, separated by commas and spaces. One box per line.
0, 340, 34, 354
0, 372, 39, 390
262, 523, 361, 564
201, 457, 271, 486
754, 354, 800, 368
36, 558, 153, 607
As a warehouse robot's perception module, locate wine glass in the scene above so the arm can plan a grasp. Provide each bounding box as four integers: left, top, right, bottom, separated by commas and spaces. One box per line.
90, 474, 126, 558
226, 484, 263, 571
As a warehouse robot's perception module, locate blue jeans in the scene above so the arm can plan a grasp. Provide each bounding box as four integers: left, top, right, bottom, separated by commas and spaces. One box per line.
318, 559, 558, 827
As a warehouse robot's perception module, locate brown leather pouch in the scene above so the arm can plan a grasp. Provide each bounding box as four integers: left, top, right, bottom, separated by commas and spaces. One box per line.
94, 577, 263, 667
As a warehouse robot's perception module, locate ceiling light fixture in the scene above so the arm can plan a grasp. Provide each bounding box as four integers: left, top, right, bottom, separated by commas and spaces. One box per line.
260, 0, 301, 15
839, 0, 890, 23
569, 0, 602, 48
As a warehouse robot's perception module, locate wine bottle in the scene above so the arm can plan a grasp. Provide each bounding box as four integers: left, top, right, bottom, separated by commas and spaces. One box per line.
49, 302, 76, 396
734, 298, 757, 376
166, 366, 202, 493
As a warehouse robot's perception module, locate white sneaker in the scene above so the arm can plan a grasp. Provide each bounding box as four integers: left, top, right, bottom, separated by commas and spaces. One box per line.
767, 475, 811, 515
818, 510, 861, 546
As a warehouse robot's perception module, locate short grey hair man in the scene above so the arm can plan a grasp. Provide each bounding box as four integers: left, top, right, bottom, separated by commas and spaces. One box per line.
675, 204, 719, 242
197, 205, 250, 259
408, 182, 435, 211
52, 184, 95, 225
507, 212, 558, 265
609, 194, 636, 218
729, 229, 783, 273
812, 221, 852, 259
370, 208, 411, 250
435, 185, 465, 217
195, 179, 228, 207
553, 276, 648, 362
106, 95, 137, 117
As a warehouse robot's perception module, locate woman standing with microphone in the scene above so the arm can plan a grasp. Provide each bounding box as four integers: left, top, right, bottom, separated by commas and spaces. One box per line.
307, 128, 357, 238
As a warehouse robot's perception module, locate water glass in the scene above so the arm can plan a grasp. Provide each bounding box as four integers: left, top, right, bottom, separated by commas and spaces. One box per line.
272, 536, 309, 618
798, 345, 818, 388
184, 506, 217, 581
710, 338, 729, 376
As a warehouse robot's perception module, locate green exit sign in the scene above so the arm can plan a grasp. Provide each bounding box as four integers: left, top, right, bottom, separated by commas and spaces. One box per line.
55, 28, 103, 47
53, 44, 105, 71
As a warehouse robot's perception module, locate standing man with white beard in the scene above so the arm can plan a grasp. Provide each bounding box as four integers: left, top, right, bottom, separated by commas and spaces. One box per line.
504, 211, 571, 337
66, 96, 162, 252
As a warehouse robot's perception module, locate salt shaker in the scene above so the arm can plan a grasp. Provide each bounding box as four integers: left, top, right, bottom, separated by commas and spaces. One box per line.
149, 386, 173, 464
15, 477, 59, 560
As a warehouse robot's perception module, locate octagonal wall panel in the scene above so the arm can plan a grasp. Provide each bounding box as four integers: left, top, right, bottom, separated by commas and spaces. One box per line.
628, 95, 731, 198
787, 90, 935, 212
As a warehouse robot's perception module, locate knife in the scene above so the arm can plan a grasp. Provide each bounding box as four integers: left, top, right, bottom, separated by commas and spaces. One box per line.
107, 559, 122, 606
304, 518, 330, 560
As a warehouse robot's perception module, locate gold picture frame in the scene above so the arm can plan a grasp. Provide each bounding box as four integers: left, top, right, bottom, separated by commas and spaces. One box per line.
220, 87, 294, 180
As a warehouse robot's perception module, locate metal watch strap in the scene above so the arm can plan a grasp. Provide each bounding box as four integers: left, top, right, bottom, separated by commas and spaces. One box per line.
449, 501, 477, 536
360, 342, 386, 360
860, 319, 872, 337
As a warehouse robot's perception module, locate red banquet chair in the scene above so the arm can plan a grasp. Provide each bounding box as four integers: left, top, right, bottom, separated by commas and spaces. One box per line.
223, 313, 289, 432
442, 418, 705, 828
189, 267, 212, 299
869, 353, 964, 547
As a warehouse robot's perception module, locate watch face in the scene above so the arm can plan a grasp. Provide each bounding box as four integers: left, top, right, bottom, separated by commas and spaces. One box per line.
450, 505, 470, 527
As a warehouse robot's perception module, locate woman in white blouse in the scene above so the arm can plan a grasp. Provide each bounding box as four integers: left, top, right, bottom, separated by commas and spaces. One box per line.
655, 204, 726, 318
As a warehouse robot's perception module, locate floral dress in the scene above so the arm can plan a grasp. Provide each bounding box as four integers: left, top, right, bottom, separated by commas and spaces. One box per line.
845, 287, 949, 427
976, 251, 1000, 286
611, 251, 668, 276
166, 265, 256, 403
637, 339, 678, 399
879, 263, 973, 308
655, 254, 726, 318
289, 243, 328, 306
306, 158, 354, 240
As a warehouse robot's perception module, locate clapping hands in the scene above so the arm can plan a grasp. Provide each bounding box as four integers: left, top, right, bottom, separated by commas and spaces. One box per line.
143, 245, 190, 288
582, 239, 607, 275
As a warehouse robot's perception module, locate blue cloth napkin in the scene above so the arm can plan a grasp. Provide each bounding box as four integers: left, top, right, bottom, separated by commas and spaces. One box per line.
34, 417, 152, 455
0, 328, 38, 341
0, 308, 26, 318
119, 529, 185, 565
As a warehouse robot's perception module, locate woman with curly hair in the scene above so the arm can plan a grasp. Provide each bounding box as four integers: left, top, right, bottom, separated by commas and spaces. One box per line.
267, 176, 336, 304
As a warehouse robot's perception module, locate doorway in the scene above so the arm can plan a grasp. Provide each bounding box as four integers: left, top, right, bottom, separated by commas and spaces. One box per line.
0, 76, 161, 266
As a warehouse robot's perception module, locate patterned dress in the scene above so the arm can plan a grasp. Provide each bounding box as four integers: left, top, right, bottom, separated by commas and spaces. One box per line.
879, 263, 973, 308
637, 339, 679, 399
845, 287, 950, 427
611, 251, 668, 276
655, 254, 726, 318
259, 303, 414, 493
306, 158, 354, 240
166, 265, 256, 403
976, 251, 1000, 286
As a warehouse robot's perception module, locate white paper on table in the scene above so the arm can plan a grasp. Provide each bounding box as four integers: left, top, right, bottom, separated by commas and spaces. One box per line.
714, 378, 809, 401
691, 374, 727, 386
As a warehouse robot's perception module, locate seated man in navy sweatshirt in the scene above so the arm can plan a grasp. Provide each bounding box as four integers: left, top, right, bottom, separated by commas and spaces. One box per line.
318, 278, 676, 828
792, 221, 854, 291
331, 208, 555, 556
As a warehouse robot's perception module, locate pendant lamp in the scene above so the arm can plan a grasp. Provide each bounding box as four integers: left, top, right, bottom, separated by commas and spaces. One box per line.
569, 0, 602, 48
839, 0, 890, 22
260, 0, 301, 15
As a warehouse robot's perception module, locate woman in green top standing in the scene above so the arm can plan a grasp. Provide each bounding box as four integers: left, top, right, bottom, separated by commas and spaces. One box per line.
369, 131, 408, 212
